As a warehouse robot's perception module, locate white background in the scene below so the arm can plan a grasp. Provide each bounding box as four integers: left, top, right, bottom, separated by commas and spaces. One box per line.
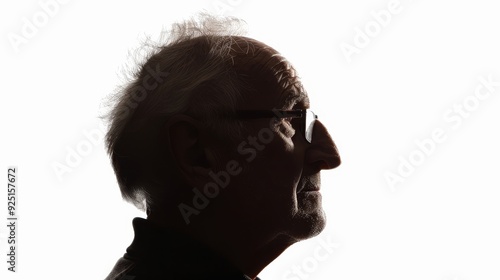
1, 0, 500, 279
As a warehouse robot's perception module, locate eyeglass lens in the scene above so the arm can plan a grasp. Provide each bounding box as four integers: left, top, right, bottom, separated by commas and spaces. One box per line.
305, 110, 317, 143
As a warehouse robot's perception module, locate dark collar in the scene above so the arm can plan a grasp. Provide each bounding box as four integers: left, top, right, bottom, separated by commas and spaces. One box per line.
123, 217, 260, 279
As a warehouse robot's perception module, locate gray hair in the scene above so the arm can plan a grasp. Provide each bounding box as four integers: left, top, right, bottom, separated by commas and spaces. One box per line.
104, 14, 252, 211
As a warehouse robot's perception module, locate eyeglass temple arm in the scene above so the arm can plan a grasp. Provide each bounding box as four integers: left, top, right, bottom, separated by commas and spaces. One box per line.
234, 110, 304, 119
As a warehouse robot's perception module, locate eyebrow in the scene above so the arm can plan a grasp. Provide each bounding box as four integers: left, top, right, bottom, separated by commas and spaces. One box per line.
281, 90, 310, 110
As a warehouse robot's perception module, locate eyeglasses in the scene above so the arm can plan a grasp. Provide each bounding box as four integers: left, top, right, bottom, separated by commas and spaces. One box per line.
234, 109, 318, 143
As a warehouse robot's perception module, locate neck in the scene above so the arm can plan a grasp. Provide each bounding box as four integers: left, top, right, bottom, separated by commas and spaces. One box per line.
147, 207, 297, 278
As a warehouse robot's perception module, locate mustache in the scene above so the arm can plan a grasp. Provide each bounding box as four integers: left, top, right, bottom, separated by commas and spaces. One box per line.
297, 173, 321, 192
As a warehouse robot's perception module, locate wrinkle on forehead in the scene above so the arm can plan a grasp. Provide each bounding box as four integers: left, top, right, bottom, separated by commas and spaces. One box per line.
228, 36, 308, 109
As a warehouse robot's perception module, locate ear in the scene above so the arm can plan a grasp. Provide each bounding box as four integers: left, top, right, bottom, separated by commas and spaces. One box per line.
162, 115, 213, 186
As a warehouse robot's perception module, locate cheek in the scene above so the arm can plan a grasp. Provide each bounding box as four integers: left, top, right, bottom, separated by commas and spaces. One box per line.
259, 128, 304, 191
270, 123, 304, 166
231, 119, 305, 188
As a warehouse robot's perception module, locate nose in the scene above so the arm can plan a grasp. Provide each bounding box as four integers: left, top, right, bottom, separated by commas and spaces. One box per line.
305, 120, 341, 170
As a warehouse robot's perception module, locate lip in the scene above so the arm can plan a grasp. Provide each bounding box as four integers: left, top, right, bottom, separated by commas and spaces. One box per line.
300, 189, 320, 193
297, 183, 320, 193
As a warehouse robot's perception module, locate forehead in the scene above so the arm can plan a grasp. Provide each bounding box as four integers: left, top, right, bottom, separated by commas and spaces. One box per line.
230, 36, 309, 110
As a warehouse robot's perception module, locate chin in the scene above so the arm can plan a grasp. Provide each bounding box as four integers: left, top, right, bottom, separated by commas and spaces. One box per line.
287, 203, 327, 241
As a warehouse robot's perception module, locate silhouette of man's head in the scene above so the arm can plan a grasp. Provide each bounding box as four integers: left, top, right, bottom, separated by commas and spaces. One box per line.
105, 14, 340, 278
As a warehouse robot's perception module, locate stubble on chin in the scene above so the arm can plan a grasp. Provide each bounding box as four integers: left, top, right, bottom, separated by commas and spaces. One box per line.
288, 193, 326, 240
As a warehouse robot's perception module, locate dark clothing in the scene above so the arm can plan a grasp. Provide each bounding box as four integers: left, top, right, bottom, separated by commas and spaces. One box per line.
105, 218, 260, 280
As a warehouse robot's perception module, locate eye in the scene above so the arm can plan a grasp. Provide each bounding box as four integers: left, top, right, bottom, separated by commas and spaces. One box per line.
279, 117, 296, 137
290, 117, 301, 129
